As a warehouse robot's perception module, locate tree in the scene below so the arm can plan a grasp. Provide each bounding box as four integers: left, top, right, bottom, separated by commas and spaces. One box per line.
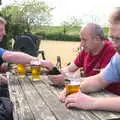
61, 17, 83, 35
0, 5, 28, 35
61, 17, 83, 27
11, 0, 53, 28
1, 0, 53, 30
0, 0, 53, 48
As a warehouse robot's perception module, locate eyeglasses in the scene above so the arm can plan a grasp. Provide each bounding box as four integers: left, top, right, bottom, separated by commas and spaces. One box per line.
108, 36, 120, 44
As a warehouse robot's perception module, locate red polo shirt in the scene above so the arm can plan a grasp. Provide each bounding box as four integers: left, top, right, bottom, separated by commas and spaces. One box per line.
74, 40, 116, 77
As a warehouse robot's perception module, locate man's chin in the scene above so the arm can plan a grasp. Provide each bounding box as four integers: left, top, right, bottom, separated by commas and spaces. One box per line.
83, 48, 87, 51
84, 49, 89, 53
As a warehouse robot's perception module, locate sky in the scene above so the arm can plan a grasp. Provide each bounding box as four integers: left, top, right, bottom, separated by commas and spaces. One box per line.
1, 0, 120, 26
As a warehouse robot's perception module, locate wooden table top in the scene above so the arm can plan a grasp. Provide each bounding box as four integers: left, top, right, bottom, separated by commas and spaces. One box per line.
6, 72, 120, 120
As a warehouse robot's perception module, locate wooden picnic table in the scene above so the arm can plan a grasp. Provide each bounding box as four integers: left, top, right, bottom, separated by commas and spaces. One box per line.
6, 72, 120, 120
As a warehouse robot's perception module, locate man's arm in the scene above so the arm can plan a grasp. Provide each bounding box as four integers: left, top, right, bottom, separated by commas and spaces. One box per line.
61, 62, 79, 73
93, 96, 120, 112
80, 73, 110, 93
65, 90, 120, 112
2, 51, 37, 64
64, 73, 120, 112
59, 73, 110, 102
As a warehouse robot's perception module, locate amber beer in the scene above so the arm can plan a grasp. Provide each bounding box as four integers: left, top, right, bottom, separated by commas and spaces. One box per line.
17, 64, 25, 78
65, 81, 80, 95
31, 64, 40, 81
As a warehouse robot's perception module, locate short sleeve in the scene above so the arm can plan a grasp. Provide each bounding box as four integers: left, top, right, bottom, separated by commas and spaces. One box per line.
102, 53, 120, 83
0, 48, 6, 58
74, 50, 85, 67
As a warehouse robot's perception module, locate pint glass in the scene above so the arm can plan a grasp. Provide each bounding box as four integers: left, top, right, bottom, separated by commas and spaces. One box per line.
17, 64, 25, 78
64, 71, 81, 95
65, 81, 80, 95
31, 60, 41, 81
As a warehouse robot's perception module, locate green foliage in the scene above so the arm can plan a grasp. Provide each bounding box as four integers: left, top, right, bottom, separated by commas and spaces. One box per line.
11, 0, 53, 27
0, 8, 27, 49
34, 26, 80, 41
34, 26, 108, 41
0, 0, 52, 49
61, 17, 83, 27
46, 33, 80, 41
103, 27, 109, 37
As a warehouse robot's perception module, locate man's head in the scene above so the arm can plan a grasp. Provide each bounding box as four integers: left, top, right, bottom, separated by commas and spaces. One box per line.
80, 23, 105, 54
108, 7, 120, 54
0, 17, 6, 41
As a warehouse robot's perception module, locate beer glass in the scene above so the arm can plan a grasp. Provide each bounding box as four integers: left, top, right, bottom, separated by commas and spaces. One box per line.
31, 61, 40, 81
25, 64, 31, 73
64, 71, 81, 95
17, 64, 26, 78
65, 80, 80, 95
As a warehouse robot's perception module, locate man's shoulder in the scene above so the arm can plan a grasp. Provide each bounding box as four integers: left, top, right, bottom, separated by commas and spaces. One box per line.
103, 40, 116, 52
0, 48, 5, 52
0, 48, 6, 58
103, 40, 114, 48
112, 53, 120, 61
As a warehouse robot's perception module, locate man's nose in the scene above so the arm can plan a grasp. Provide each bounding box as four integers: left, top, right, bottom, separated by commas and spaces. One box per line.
80, 42, 85, 50
80, 40, 85, 47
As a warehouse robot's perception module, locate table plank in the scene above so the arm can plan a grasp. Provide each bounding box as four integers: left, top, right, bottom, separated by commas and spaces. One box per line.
21, 76, 56, 120
7, 72, 35, 120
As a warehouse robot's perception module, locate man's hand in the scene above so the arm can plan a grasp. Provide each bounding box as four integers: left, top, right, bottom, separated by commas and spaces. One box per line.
30, 59, 55, 70
59, 88, 67, 102
38, 60, 55, 70
64, 91, 95, 110
0, 74, 8, 84
0, 63, 8, 73
48, 74, 65, 86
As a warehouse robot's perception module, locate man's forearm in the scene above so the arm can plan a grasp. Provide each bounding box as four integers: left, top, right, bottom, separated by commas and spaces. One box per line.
80, 74, 109, 93
93, 97, 120, 112
2, 51, 37, 64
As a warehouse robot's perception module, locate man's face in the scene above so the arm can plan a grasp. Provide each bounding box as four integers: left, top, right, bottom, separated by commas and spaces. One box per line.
0, 22, 6, 41
109, 23, 120, 54
80, 29, 97, 53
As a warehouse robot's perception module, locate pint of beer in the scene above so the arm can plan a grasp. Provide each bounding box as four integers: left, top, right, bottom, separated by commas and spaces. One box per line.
31, 65, 40, 81
31, 60, 40, 81
17, 64, 26, 78
65, 81, 80, 95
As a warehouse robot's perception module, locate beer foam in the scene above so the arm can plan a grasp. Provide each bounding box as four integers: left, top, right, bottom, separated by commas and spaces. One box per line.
70, 81, 80, 85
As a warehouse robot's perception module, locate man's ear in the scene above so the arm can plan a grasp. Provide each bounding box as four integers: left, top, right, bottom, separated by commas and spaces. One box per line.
96, 36, 101, 42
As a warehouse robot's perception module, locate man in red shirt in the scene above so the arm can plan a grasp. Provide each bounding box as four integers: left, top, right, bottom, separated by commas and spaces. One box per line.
74, 40, 115, 77
44, 23, 118, 94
